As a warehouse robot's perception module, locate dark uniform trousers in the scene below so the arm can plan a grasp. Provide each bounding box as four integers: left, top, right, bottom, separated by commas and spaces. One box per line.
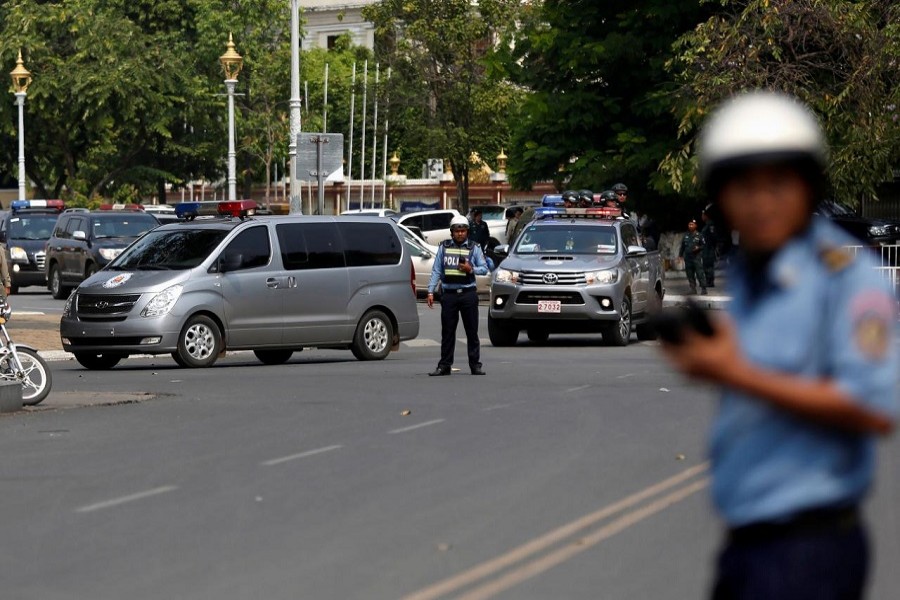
439, 287, 481, 370
711, 509, 868, 600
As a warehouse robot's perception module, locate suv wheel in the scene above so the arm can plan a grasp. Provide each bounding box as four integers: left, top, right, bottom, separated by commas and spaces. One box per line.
74, 352, 123, 370
254, 349, 294, 365
49, 264, 71, 300
351, 310, 393, 361
175, 315, 222, 368
85, 263, 98, 278
603, 296, 632, 347
488, 315, 518, 346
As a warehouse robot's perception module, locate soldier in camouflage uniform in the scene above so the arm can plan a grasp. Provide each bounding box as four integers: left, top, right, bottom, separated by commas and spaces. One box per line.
679, 219, 707, 295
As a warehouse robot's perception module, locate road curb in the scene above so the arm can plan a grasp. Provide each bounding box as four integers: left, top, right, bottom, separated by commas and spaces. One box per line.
663, 294, 731, 310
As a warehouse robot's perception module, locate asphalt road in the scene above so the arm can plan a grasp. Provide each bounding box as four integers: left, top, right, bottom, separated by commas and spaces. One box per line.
1, 298, 899, 599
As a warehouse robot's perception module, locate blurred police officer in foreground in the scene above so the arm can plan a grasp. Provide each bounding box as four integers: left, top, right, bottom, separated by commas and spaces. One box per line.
0, 247, 10, 298
427, 216, 489, 376
659, 91, 897, 600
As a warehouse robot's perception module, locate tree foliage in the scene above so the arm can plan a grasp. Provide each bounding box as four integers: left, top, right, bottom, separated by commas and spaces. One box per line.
662, 0, 900, 205
503, 0, 716, 205
364, 0, 524, 212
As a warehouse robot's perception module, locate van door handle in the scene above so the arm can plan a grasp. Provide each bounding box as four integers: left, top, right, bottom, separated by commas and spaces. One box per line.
288, 276, 297, 288
266, 278, 280, 289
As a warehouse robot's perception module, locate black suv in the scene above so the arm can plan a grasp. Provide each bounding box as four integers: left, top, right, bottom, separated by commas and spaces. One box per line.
0, 204, 64, 293
45, 210, 159, 299
816, 201, 900, 246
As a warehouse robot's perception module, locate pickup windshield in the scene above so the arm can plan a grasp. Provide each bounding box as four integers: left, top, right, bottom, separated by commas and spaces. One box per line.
109, 229, 229, 270
514, 224, 618, 255
9, 214, 59, 240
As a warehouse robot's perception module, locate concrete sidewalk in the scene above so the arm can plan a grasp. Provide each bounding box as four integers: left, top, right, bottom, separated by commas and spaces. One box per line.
663, 267, 731, 309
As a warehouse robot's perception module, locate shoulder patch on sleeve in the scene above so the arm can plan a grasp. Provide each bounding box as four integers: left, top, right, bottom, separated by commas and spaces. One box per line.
850, 291, 896, 360
819, 246, 855, 272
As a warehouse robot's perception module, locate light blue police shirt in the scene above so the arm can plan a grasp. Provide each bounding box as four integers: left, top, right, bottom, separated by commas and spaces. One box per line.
711, 217, 898, 527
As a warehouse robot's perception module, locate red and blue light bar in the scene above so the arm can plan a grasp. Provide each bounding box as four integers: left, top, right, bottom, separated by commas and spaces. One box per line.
10, 199, 65, 213
174, 200, 258, 220
537, 207, 623, 220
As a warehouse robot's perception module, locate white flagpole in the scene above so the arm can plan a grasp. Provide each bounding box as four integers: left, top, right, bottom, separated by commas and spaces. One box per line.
359, 60, 368, 207
347, 62, 356, 209
382, 67, 391, 207
370, 63, 380, 209
322, 62, 329, 133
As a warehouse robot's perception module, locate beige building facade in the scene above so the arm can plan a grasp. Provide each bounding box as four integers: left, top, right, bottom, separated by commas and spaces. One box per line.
301, 1, 379, 50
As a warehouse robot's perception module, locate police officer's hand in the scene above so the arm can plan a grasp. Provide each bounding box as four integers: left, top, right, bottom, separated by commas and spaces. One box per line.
427, 293, 434, 309
3, 287, 9, 297
459, 261, 473, 274
659, 314, 746, 384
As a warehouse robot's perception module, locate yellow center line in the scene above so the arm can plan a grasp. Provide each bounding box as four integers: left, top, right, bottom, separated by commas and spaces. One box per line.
456, 478, 710, 600
400, 463, 709, 600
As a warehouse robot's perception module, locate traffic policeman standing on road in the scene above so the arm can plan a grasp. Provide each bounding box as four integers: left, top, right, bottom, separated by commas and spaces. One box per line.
679, 219, 708, 295
427, 215, 489, 376
659, 91, 897, 600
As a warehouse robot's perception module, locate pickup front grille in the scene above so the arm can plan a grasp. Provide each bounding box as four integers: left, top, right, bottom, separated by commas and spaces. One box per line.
76, 293, 142, 317
519, 272, 586, 285
35, 251, 46, 270
516, 291, 584, 305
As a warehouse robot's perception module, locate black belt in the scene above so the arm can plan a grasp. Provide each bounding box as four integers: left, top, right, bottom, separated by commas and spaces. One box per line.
728, 505, 860, 544
444, 287, 476, 294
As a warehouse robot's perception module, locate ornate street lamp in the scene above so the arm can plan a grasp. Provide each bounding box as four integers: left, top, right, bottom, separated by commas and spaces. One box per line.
10, 49, 32, 201
219, 33, 243, 201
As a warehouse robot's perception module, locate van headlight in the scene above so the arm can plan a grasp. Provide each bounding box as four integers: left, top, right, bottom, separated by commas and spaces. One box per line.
585, 269, 618, 285
141, 284, 183, 317
494, 268, 520, 284
10, 247, 28, 261
99, 248, 122, 261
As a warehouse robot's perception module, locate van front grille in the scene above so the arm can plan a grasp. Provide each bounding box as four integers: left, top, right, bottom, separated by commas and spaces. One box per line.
76, 293, 142, 317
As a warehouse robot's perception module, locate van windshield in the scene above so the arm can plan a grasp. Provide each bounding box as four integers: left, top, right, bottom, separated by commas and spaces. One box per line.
108, 229, 229, 270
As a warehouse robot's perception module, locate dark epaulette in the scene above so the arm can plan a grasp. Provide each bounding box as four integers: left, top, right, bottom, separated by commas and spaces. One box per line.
819, 244, 855, 273
442, 239, 453, 248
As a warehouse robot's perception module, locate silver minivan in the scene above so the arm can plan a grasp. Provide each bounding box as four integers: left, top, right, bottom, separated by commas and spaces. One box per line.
59, 209, 420, 369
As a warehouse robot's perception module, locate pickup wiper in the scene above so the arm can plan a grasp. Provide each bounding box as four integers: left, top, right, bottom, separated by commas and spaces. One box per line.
135, 264, 175, 270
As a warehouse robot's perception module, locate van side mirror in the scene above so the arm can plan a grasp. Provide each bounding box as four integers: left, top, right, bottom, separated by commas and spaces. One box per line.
626, 245, 647, 257
73, 231, 87, 241
216, 253, 243, 273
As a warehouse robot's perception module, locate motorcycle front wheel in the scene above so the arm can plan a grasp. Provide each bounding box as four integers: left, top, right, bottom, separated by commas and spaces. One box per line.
1, 347, 52, 406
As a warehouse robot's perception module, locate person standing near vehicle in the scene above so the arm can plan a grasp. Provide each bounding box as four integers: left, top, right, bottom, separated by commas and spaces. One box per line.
700, 207, 718, 287
427, 216, 489, 376
679, 219, 707, 295
659, 91, 896, 600
0, 245, 10, 298
468, 209, 490, 251
505, 207, 523, 243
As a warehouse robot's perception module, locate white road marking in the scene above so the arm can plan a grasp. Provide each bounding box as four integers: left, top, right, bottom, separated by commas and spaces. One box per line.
261, 444, 343, 466
482, 403, 513, 412
403, 339, 440, 348
615, 373, 636, 379
389, 419, 446, 434
565, 385, 591, 393
75, 485, 178, 513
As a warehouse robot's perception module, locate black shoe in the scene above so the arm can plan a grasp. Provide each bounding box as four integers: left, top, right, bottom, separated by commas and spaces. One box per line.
429, 367, 451, 377
471, 366, 486, 375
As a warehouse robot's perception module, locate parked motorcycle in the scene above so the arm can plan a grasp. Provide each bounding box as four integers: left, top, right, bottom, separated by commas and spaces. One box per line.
0, 301, 51, 405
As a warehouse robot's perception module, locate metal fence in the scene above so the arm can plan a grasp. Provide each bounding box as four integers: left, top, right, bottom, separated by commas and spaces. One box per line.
845, 245, 900, 300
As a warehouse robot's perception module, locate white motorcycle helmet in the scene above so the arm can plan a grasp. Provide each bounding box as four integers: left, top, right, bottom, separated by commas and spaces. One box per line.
698, 91, 828, 195
450, 215, 470, 230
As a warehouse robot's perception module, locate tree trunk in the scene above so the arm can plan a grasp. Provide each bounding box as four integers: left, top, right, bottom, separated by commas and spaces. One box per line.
157, 179, 167, 205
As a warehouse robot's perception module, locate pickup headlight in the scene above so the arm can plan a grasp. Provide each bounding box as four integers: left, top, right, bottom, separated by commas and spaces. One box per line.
494, 268, 520, 284
99, 248, 123, 261
62, 292, 76, 317
868, 225, 890, 237
9, 246, 27, 261
585, 269, 618, 285
141, 284, 183, 318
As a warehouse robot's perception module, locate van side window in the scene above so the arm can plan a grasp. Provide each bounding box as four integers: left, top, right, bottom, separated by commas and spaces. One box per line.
427, 213, 453, 231
276, 223, 344, 270
340, 222, 402, 267
223, 226, 271, 270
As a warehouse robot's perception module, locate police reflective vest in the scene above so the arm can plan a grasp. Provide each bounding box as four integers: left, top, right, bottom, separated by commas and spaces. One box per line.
441, 240, 476, 286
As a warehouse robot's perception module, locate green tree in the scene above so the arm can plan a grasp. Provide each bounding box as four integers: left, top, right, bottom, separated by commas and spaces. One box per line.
503, 0, 716, 207
364, 0, 524, 212
662, 0, 900, 204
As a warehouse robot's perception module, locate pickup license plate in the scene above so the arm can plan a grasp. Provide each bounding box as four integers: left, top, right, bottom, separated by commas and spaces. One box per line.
537, 300, 561, 313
